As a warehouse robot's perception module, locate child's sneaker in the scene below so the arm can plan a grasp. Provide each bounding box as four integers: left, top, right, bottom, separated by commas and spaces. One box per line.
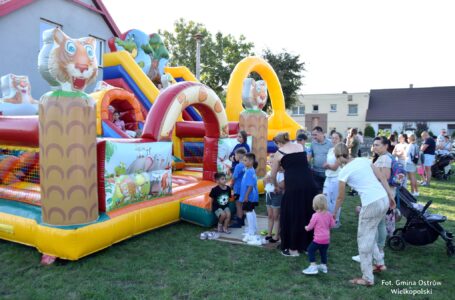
302, 265, 319, 275
199, 232, 208, 240
352, 255, 361, 263
317, 264, 328, 273
247, 235, 262, 246
242, 234, 252, 243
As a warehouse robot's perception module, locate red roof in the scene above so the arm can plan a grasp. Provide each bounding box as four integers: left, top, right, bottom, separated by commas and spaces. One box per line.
0, 0, 121, 37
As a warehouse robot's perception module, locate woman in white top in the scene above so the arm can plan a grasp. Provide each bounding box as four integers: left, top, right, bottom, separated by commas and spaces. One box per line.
405, 133, 419, 196
322, 132, 342, 227
392, 133, 408, 187
333, 143, 395, 286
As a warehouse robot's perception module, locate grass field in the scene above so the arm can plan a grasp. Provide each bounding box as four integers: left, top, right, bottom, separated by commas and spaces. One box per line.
1, 171, 454, 299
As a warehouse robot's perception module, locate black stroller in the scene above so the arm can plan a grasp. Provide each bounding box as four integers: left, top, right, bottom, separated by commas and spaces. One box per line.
388, 186, 454, 256
431, 153, 454, 180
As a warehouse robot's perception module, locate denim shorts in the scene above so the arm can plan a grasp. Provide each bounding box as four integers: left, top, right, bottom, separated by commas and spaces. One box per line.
423, 154, 435, 167
405, 162, 417, 173
266, 192, 282, 208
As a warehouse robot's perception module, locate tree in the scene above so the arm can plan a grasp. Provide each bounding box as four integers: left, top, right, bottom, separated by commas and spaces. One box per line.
257, 49, 305, 111
159, 19, 255, 95
364, 125, 375, 137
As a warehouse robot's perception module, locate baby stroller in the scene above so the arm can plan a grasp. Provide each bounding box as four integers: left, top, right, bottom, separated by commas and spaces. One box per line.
431, 153, 454, 180
388, 186, 454, 256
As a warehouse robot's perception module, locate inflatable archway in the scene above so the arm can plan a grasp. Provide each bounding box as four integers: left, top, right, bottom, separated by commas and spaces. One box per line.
142, 81, 229, 180
225, 56, 302, 140
92, 88, 144, 137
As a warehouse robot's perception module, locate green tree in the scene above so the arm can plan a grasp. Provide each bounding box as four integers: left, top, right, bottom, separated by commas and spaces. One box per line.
159, 19, 255, 95
257, 49, 305, 111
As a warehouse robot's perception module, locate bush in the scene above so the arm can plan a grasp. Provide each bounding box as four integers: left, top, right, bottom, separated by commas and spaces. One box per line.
452, 131, 455, 139
364, 125, 375, 137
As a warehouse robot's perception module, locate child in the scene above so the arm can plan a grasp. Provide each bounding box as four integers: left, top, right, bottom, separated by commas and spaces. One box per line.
229, 130, 250, 173
264, 164, 284, 243
209, 172, 232, 233
302, 194, 335, 275
112, 111, 137, 138
240, 153, 259, 245
230, 147, 247, 228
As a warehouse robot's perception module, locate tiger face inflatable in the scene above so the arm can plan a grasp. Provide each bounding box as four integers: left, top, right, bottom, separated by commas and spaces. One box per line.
38, 28, 98, 92
0, 74, 38, 104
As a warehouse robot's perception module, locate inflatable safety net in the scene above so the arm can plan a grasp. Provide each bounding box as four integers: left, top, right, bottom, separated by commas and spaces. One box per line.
0, 146, 40, 205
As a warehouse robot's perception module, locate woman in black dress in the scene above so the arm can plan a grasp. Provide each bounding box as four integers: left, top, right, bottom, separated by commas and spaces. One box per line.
271, 132, 318, 256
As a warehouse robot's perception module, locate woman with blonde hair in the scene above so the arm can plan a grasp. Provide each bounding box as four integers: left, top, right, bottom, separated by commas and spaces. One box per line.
333, 143, 395, 286
271, 132, 318, 257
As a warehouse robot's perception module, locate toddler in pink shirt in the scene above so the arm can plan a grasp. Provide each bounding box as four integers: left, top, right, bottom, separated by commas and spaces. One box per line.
302, 194, 335, 275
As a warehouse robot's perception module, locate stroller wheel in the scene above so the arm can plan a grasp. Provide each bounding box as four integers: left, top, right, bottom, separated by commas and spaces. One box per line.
388, 235, 406, 251
447, 243, 455, 257
393, 228, 404, 236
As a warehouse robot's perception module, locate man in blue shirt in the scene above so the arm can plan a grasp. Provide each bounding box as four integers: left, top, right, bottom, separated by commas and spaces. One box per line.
308, 126, 332, 192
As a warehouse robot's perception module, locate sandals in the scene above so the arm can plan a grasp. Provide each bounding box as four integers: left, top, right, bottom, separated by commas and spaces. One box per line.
349, 278, 373, 287
268, 238, 279, 243
265, 235, 273, 241
373, 265, 387, 273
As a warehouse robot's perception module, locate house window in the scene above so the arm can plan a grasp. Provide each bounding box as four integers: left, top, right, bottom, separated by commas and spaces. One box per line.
312, 105, 319, 113
347, 95, 353, 101
379, 124, 392, 130
39, 19, 62, 49
291, 106, 305, 116
348, 104, 358, 115
330, 104, 337, 112
448, 124, 455, 137
90, 35, 105, 67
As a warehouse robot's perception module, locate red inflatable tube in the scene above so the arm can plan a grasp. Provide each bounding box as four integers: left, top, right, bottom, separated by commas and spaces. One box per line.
0, 116, 39, 147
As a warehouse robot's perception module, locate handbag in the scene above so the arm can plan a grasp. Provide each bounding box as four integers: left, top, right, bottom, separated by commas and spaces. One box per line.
412, 145, 419, 164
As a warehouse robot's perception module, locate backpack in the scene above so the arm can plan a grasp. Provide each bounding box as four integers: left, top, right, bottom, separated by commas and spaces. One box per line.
387, 154, 406, 187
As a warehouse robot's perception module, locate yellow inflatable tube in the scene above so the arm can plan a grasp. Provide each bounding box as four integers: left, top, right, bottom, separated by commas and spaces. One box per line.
0, 200, 180, 260
165, 66, 199, 82
225, 57, 302, 140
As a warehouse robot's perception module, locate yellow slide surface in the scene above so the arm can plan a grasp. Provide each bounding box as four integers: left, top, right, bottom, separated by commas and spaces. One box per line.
225, 57, 302, 140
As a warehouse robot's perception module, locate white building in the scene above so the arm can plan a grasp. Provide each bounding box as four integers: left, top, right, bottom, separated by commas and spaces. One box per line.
289, 92, 370, 135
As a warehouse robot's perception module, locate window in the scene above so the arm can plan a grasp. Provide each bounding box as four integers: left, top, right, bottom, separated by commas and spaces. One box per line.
39, 19, 62, 49
448, 124, 455, 137
347, 95, 353, 101
291, 106, 305, 116
330, 104, 337, 112
312, 105, 319, 113
89, 35, 105, 67
379, 124, 392, 130
348, 104, 358, 115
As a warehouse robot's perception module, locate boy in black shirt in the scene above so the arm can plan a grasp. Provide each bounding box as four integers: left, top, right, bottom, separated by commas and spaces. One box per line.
209, 172, 232, 233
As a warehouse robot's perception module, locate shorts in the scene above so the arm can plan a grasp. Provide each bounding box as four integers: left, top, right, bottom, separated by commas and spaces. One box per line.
423, 154, 435, 167
214, 207, 230, 218
405, 162, 416, 173
266, 192, 282, 208
242, 201, 258, 212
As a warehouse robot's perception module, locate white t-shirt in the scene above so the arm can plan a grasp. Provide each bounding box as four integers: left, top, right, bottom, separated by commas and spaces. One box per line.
338, 158, 387, 207
325, 148, 340, 178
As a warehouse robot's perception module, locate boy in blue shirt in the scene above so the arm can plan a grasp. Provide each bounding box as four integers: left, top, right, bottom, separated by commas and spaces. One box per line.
240, 153, 259, 245
230, 147, 247, 228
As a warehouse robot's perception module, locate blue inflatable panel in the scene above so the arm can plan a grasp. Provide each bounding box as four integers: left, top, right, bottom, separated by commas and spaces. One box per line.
175, 77, 184, 82
183, 142, 204, 158
268, 141, 278, 153
186, 106, 202, 121
102, 121, 123, 138
103, 65, 151, 110
138, 121, 144, 129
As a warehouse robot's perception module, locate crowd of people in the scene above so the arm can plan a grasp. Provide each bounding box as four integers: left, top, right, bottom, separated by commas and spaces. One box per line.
208, 126, 452, 286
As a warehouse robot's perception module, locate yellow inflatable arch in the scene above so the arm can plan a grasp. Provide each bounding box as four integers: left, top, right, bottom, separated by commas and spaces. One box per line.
225, 57, 302, 140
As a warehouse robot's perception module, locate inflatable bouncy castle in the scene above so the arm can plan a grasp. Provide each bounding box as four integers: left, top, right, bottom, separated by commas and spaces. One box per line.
0, 27, 302, 261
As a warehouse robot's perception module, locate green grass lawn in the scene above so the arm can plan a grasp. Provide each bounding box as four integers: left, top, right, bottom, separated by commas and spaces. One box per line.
1, 171, 454, 299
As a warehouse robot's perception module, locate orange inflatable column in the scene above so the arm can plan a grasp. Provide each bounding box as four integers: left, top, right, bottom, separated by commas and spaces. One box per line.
239, 110, 268, 177
38, 28, 99, 225
39, 91, 98, 225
